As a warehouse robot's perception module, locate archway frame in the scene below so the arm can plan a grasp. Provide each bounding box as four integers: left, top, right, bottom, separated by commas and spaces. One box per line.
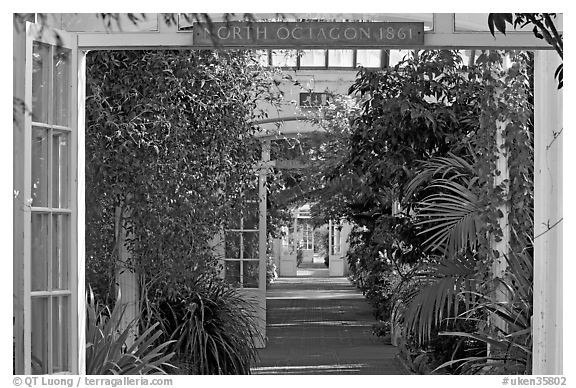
12, 13, 562, 375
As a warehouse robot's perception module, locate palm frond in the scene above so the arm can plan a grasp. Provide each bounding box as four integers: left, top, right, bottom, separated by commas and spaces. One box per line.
405, 152, 482, 256
85, 287, 176, 375
400, 255, 478, 344
434, 240, 534, 374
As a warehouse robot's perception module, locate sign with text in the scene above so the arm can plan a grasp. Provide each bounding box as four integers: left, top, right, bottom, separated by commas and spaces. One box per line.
300, 92, 333, 107
193, 22, 424, 48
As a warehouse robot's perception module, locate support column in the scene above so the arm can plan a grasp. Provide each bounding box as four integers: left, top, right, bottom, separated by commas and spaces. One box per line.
115, 205, 139, 346
209, 229, 225, 279
491, 54, 511, 284
492, 118, 510, 303
328, 220, 333, 257
259, 140, 270, 291
293, 216, 298, 254
256, 139, 270, 347
484, 54, 512, 351
532, 50, 563, 374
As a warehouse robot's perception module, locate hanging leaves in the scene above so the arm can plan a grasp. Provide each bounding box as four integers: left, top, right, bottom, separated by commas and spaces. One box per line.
85, 49, 280, 298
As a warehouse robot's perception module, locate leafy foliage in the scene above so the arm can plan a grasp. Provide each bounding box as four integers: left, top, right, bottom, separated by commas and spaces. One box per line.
399, 254, 479, 344
141, 277, 262, 375
85, 49, 279, 298
85, 290, 175, 375
406, 153, 481, 256
85, 49, 279, 373
435, 237, 534, 374
339, 49, 533, 374
400, 51, 533, 373
488, 13, 562, 88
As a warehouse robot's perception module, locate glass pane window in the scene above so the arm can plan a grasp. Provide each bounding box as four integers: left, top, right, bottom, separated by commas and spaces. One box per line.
243, 201, 259, 230
31, 127, 49, 207
32, 42, 50, 124
271, 50, 297, 67
243, 232, 259, 259
31, 214, 49, 292
225, 231, 241, 259
31, 297, 48, 374
389, 50, 412, 67
356, 50, 381, 68
53, 47, 71, 126
302, 223, 313, 250
52, 131, 69, 208
243, 261, 259, 288
52, 296, 70, 373
331, 224, 342, 255
52, 215, 70, 290
300, 50, 326, 67
328, 50, 354, 67
227, 206, 241, 229
254, 49, 269, 66
225, 261, 241, 287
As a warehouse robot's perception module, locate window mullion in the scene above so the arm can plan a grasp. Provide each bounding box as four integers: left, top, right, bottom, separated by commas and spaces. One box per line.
45, 44, 55, 375
296, 50, 301, 70
239, 217, 244, 288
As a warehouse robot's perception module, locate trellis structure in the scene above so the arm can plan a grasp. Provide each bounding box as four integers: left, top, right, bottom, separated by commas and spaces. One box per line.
12, 13, 562, 375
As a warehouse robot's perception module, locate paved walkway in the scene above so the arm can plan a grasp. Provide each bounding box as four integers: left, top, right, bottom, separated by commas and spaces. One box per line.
251, 263, 405, 375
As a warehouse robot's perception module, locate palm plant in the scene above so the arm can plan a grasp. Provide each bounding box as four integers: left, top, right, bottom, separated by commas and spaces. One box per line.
85, 289, 175, 375
404, 152, 481, 257
399, 254, 479, 344
434, 239, 533, 374
401, 151, 533, 374
399, 153, 483, 344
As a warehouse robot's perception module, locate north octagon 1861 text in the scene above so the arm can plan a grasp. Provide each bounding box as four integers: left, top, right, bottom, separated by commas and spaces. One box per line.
193, 22, 424, 48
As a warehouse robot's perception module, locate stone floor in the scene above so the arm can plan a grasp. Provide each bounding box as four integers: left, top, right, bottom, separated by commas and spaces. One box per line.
251, 263, 406, 375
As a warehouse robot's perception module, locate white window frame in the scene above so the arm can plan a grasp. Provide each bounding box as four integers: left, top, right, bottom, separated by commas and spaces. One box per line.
301, 223, 313, 250
224, 199, 260, 289
23, 23, 80, 375
330, 221, 342, 255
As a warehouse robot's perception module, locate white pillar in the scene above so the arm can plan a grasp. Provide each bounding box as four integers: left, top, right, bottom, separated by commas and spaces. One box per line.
532, 50, 563, 374
492, 120, 510, 278
293, 216, 298, 253
492, 54, 511, 283
115, 205, 139, 346
488, 55, 511, 347
491, 116, 511, 339
259, 141, 270, 289
209, 229, 225, 279
328, 220, 333, 256
255, 139, 270, 348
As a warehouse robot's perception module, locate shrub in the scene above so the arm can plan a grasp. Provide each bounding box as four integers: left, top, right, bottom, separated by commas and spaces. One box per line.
266, 255, 278, 284
85, 290, 175, 375
296, 249, 303, 267
143, 277, 262, 375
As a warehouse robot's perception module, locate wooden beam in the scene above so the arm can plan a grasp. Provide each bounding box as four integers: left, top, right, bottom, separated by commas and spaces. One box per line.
77, 30, 553, 50
532, 50, 563, 375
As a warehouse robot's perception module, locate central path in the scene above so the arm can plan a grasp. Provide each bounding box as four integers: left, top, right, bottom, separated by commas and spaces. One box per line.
251, 263, 405, 374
